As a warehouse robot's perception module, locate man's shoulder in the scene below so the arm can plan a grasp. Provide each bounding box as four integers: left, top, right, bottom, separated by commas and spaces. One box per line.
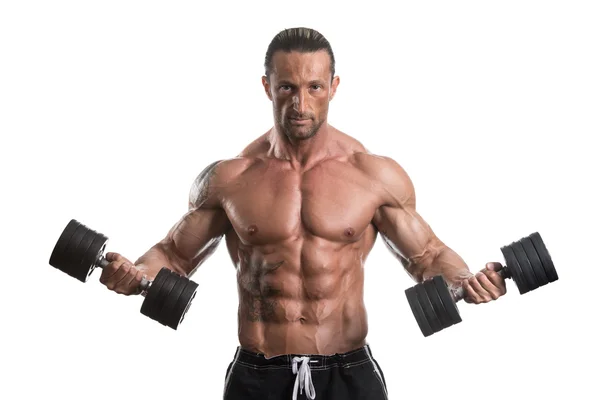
326, 128, 413, 191
199, 131, 275, 184
349, 151, 416, 206
237, 131, 271, 158
188, 157, 255, 208
350, 151, 405, 179
194, 157, 257, 194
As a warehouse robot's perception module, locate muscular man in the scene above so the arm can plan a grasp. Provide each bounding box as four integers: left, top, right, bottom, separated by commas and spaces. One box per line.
100, 27, 507, 400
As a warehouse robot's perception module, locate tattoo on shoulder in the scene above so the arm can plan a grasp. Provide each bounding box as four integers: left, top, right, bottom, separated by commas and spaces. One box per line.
189, 160, 222, 208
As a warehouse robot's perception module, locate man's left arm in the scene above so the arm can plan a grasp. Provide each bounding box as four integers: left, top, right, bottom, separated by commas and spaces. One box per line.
367, 155, 506, 304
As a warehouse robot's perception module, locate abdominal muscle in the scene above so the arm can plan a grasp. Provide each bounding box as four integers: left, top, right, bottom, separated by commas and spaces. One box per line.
231, 236, 373, 357
238, 300, 369, 357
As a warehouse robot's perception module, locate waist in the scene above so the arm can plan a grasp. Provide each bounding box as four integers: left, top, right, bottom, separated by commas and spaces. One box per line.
231, 344, 376, 370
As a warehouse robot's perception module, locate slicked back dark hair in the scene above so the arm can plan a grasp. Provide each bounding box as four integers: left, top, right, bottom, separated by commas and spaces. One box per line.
264, 27, 335, 81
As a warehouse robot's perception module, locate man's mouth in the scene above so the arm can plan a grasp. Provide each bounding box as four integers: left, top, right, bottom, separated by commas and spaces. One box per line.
289, 118, 311, 125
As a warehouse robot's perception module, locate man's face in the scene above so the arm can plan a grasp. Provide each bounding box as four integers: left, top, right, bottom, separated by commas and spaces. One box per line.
262, 50, 339, 141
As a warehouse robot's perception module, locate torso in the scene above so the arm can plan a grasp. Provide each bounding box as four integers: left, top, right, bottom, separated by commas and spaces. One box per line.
219, 129, 385, 357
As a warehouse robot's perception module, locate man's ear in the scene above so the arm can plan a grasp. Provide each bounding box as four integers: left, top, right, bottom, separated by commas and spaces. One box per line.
329, 76, 340, 101
262, 76, 273, 101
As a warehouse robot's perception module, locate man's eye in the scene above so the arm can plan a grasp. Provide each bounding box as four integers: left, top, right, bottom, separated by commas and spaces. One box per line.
280, 86, 291, 91
311, 85, 321, 90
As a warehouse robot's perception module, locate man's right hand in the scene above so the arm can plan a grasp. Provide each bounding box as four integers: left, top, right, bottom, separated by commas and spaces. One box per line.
99, 252, 146, 295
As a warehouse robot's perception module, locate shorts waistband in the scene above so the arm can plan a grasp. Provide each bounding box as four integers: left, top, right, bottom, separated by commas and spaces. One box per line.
232, 343, 376, 369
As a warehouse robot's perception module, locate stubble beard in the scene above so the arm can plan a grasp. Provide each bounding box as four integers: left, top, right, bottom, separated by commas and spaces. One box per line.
277, 115, 325, 142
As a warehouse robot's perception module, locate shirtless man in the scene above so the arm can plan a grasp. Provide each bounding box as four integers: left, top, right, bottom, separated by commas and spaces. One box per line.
99, 27, 507, 400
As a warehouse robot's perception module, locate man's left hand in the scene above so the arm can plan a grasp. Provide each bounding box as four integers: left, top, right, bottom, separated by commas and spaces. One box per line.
462, 262, 507, 304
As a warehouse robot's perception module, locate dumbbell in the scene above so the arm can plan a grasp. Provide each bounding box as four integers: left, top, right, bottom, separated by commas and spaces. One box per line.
49, 219, 198, 330
405, 232, 558, 337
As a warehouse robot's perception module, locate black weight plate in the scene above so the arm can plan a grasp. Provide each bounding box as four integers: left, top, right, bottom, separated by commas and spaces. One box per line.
49, 219, 82, 273
60, 223, 92, 280
69, 224, 107, 281
168, 280, 200, 330
501, 245, 528, 294
432, 276, 461, 326
423, 278, 453, 329
158, 276, 189, 327
519, 237, 549, 287
529, 232, 558, 282
510, 241, 540, 292
79, 233, 108, 282
68, 228, 100, 282
150, 271, 180, 326
405, 286, 434, 337
140, 268, 170, 321
415, 282, 443, 334
178, 289, 197, 326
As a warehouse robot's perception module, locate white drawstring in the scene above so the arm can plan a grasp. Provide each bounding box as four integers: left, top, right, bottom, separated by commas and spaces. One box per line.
292, 356, 316, 400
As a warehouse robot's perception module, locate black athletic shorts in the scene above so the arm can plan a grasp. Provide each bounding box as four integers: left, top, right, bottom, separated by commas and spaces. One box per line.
222, 343, 389, 400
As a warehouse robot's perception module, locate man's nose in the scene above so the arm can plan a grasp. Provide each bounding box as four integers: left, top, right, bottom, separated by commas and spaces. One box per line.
292, 93, 307, 114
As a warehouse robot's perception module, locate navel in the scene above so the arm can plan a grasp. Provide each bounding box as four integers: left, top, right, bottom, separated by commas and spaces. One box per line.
248, 224, 259, 235
344, 227, 355, 237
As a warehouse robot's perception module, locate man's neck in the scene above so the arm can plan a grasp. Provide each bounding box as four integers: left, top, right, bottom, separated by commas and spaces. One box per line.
267, 123, 335, 169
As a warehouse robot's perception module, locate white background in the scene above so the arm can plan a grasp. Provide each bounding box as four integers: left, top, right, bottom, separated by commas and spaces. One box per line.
1, 1, 598, 399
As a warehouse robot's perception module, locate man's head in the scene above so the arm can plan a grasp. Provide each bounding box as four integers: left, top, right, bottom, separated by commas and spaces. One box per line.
262, 27, 340, 142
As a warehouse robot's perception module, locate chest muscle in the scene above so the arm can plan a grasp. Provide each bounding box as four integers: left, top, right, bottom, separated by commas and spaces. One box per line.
224, 164, 378, 245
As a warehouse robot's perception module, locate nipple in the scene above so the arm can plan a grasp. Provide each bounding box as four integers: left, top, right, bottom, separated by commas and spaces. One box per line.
248, 224, 259, 235
344, 227, 355, 237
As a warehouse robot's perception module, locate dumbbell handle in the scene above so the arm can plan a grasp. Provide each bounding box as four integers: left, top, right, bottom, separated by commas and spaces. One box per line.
97, 257, 152, 292
449, 266, 510, 302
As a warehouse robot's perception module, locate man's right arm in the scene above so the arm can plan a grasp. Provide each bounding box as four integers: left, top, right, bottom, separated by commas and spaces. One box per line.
100, 160, 232, 295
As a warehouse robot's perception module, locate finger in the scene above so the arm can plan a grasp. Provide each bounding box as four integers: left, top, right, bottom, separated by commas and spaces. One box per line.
103, 261, 133, 290
485, 262, 503, 272
481, 268, 507, 295
124, 269, 145, 295
105, 252, 123, 262
476, 272, 503, 300
101, 253, 126, 279
462, 279, 481, 304
114, 261, 134, 284
469, 274, 493, 302
481, 263, 505, 287
114, 264, 138, 294
115, 262, 137, 289
99, 258, 125, 284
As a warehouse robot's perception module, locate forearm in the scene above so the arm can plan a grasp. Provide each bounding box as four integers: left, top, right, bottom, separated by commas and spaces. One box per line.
134, 241, 191, 279
410, 246, 473, 288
